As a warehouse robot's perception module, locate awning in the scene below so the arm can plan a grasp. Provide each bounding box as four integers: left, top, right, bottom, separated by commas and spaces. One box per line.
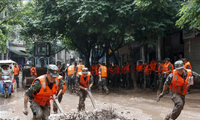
9, 49, 29, 57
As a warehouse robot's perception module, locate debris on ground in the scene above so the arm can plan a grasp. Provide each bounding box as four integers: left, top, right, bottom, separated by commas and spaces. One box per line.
49, 107, 137, 120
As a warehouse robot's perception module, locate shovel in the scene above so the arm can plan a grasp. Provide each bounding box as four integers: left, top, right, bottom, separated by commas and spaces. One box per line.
86, 89, 97, 109
53, 90, 66, 115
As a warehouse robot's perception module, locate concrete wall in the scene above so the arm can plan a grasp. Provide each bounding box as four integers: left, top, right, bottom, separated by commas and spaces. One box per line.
184, 37, 200, 73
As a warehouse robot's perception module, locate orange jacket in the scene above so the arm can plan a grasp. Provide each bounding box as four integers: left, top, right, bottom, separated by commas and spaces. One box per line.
77, 64, 85, 75
115, 65, 120, 74
144, 65, 151, 75
121, 66, 126, 74
78, 72, 91, 88
13, 66, 19, 75
169, 69, 192, 95
136, 64, 143, 72
30, 67, 37, 76
56, 75, 67, 94
126, 64, 131, 73
108, 66, 114, 75
32, 75, 59, 107
157, 64, 163, 75
184, 61, 192, 70
162, 62, 173, 74
99, 65, 107, 77
150, 61, 157, 71
67, 65, 75, 75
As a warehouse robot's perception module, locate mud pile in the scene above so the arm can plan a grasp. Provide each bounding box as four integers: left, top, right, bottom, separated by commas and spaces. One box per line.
49, 108, 137, 120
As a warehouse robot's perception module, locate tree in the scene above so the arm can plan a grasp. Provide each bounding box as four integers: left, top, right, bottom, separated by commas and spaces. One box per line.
21, 0, 182, 89
176, 0, 200, 30
0, 0, 22, 53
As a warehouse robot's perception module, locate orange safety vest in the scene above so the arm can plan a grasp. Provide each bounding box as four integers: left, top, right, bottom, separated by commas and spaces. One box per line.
162, 62, 173, 74
56, 75, 67, 94
31, 75, 59, 107
126, 64, 131, 73
144, 65, 151, 75
91, 65, 96, 76
13, 66, 19, 75
169, 69, 192, 95
95, 65, 99, 75
77, 64, 85, 75
30, 67, 37, 76
121, 66, 126, 74
184, 61, 192, 70
99, 65, 107, 77
157, 64, 163, 75
67, 65, 75, 75
78, 72, 91, 88
150, 61, 157, 71
136, 64, 143, 71
116, 65, 120, 74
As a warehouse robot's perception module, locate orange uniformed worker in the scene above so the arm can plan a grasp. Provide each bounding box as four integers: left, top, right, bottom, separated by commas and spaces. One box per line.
75, 67, 93, 111
143, 61, 151, 89
13, 63, 20, 88
157, 60, 200, 120
182, 58, 192, 94
30, 64, 37, 77
150, 59, 157, 88
23, 64, 60, 119
136, 61, 144, 88
53, 75, 67, 113
67, 62, 76, 93
98, 62, 109, 94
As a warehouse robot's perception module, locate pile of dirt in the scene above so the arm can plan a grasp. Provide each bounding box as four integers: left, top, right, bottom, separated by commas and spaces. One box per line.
49, 108, 137, 120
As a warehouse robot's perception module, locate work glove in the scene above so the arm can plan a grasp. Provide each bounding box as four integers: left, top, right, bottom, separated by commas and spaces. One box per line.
156, 93, 164, 102
22, 108, 28, 115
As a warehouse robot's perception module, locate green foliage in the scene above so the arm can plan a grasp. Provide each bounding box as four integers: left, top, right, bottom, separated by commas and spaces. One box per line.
0, 0, 22, 53
176, 0, 200, 30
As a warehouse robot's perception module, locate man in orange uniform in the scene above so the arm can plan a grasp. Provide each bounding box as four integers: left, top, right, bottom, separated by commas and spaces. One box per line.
121, 62, 126, 88
162, 58, 173, 84
76, 68, 93, 111
107, 63, 114, 87
23, 64, 59, 119
150, 59, 157, 88
75, 59, 85, 75
53, 75, 67, 113
13, 63, 20, 88
113, 62, 120, 88
136, 61, 143, 88
67, 62, 77, 93
98, 62, 109, 94
125, 61, 132, 89
157, 60, 163, 95
157, 60, 200, 120
143, 61, 151, 89
182, 58, 192, 93
30, 64, 37, 78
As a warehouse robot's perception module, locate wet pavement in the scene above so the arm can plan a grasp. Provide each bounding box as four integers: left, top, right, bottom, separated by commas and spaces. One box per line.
0, 73, 200, 120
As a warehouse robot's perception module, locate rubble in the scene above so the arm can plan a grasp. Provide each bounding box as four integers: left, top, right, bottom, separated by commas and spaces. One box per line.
49, 107, 137, 120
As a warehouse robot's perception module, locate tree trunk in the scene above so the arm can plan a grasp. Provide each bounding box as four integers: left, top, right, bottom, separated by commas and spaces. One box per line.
128, 44, 138, 89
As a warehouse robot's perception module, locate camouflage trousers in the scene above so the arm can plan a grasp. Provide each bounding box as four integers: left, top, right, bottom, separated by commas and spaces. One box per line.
30, 101, 50, 120
78, 89, 87, 112
53, 93, 63, 113
98, 77, 108, 92
165, 93, 185, 120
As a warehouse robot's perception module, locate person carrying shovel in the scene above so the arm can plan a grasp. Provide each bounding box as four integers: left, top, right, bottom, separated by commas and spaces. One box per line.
75, 67, 94, 112
23, 64, 60, 120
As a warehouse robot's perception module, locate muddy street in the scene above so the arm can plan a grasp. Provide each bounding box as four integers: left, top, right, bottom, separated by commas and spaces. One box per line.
0, 74, 200, 120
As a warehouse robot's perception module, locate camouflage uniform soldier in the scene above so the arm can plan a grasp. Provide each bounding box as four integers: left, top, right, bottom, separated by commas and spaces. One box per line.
23, 64, 59, 120
76, 68, 93, 112
157, 60, 200, 120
